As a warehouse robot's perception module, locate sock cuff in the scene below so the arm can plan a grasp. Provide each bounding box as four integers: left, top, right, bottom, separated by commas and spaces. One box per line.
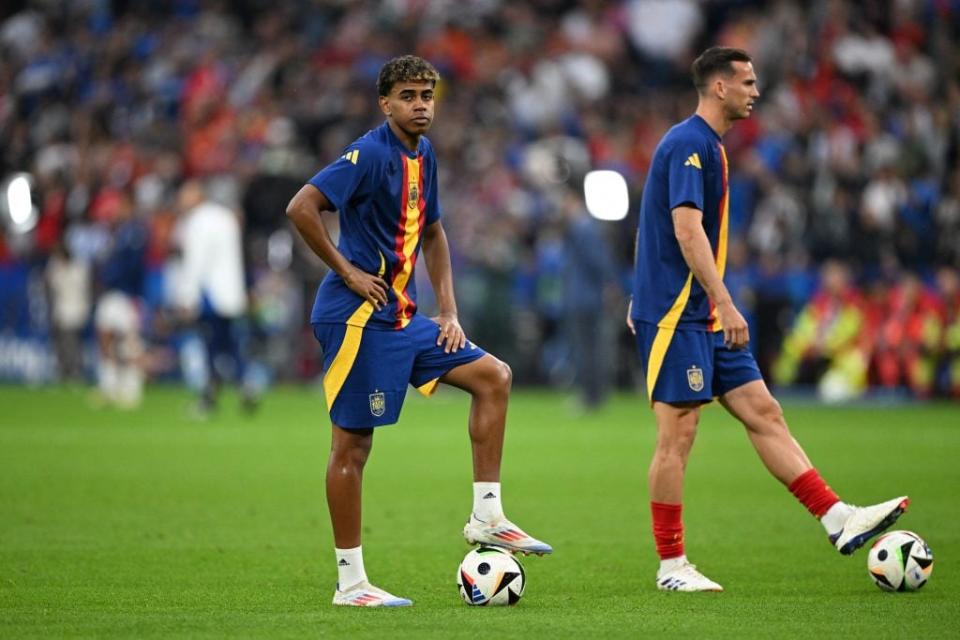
788, 468, 840, 518
650, 501, 682, 516
335, 545, 362, 555
787, 468, 819, 494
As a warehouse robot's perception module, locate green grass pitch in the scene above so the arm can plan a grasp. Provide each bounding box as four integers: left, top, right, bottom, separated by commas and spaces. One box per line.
1, 385, 958, 638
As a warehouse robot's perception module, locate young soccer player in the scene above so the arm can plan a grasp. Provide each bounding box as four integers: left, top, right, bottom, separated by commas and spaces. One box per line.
286, 55, 551, 608
628, 47, 908, 592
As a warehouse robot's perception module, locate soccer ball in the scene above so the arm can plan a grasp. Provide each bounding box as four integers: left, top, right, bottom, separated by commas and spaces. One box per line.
867, 530, 934, 592
457, 546, 525, 606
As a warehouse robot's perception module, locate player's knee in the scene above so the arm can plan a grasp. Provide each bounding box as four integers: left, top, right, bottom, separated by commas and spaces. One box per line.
670, 425, 698, 453
655, 417, 698, 457
330, 430, 373, 469
476, 357, 511, 397
493, 359, 512, 391
752, 395, 786, 431
331, 443, 370, 472
765, 396, 785, 422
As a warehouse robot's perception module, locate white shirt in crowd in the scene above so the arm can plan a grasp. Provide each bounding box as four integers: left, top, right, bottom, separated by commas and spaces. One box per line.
45, 255, 91, 330
174, 200, 247, 318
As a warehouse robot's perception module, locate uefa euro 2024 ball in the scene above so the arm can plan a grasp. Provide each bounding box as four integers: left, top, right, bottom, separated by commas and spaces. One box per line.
457, 546, 525, 606
867, 530, 934, 592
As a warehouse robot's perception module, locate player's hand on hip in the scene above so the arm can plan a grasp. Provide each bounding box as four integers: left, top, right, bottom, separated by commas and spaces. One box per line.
717, 300, 749, 350
344, 266, 389, 310
626, 299, 636, 336
432, 313, 466, 353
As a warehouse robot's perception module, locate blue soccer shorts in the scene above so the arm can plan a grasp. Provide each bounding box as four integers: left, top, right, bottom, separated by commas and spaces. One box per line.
635, 322, 762, 404
312, 314, 486, 429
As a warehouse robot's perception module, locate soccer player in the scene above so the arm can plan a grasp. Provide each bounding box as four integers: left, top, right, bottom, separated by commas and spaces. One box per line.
627, 47, 908, 592
286, 55, 551, 608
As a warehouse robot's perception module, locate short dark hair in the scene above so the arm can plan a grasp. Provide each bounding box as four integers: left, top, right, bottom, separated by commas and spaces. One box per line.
691, 47, 752, 93
377, 55, 440, 97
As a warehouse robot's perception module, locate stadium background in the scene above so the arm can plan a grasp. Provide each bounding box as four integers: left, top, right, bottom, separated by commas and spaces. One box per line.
1, 0, 959, 403
2, 2, 959, 638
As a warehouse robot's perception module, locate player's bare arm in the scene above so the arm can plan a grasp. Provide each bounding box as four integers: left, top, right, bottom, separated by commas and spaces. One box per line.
671, 205, 749, 349
421, 219, 466, 353
286, 185, 389, 310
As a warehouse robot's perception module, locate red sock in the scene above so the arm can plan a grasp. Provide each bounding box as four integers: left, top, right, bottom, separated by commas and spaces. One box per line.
651, 501, 684, 560
788, 468, 840, 518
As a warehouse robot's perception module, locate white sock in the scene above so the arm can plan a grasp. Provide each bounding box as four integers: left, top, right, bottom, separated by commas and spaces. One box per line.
472, 482, 504, 522
98, 360, 119, 401
117, 365, 144, 408
659, 555, 688, 574
334, 546, 368, 590
821, 501, 854, 535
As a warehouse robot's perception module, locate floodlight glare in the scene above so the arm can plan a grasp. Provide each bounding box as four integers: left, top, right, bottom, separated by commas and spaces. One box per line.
5, 173, 38, 232
583, 170, 629, 221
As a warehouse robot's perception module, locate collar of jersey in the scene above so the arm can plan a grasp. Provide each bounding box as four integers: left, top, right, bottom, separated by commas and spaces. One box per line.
691, 114, 722, 142
381, 121, 423, 158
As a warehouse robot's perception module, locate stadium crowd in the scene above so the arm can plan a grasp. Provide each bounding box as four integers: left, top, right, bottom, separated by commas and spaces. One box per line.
1, 0, 959, 402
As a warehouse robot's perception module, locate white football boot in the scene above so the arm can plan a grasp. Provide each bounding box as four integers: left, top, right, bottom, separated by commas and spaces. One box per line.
463, 513, 553, 555
332, 581, 412, 607
830, 496, 909, 555
656, 561, 724, 592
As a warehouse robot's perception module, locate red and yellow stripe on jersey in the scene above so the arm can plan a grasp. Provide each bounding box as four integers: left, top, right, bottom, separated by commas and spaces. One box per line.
391, 154, 427, 329
706, 143, 730, 332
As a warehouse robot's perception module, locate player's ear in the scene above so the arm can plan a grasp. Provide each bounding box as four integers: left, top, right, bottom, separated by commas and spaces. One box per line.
378, 95, 391, 117
714, 77, 727, 100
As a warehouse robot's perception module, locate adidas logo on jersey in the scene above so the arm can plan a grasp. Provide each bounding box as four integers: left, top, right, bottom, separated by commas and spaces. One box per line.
684, 153, 702, 169
341, 149, 360, 164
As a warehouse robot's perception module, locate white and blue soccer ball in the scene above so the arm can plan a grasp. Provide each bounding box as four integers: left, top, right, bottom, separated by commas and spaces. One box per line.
457, 546, 525, 606
867, 530, 934, 592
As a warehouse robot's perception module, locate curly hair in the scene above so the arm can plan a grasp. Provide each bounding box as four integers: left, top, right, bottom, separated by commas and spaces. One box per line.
377, 55, 440, 97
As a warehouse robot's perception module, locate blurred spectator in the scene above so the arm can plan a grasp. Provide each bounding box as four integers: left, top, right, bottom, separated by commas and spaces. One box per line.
935, 170, 960, 267
173, 179, 256, 415
44, 240, 90, 381
935, 267, 960, 398
856, 165, 905, 266
870, 273, 942, 398
92, 191, 148, 408
773, 261, 868, 402
560, 189, 616, 410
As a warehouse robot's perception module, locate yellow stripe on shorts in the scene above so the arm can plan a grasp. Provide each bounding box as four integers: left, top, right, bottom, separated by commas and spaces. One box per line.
323, 301, 375, 411
415, 377, 440, 397
646, 272, 694, 401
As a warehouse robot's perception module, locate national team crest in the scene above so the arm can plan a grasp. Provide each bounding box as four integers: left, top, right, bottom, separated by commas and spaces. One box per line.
369, 392, 386, 417
407, 184, 419, 209
686, 366, 704, 392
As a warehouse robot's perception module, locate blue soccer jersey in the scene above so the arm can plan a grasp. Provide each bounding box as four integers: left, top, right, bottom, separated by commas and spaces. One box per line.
631, 114, 730, 332
308, 122, 441, 330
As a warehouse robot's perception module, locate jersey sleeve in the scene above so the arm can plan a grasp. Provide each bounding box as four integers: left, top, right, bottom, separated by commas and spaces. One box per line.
307, 142, 375, 212
424, 150, 441, 225
667, 138, 708, 212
